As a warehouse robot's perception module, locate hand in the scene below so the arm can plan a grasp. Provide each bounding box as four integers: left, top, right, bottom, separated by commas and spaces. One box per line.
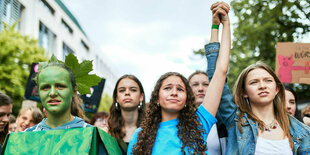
211, 2, 230, 25
303, 116, 310, 127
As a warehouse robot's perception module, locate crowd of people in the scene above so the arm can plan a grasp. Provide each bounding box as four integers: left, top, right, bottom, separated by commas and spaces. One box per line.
0, 1, 310, 154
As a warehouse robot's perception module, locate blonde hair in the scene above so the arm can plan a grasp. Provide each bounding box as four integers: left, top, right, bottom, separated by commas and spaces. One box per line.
18, 106, 43, 124
233, 62, 292, 148
301, 104, 310, 117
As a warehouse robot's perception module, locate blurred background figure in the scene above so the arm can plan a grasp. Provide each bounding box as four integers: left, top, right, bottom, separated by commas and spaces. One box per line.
0, 92, 13, 148
90, 112, 109, 130
8, 115, 16, 133
188, 71, 209, 105
284, 85, 302, 121
16, 106, 43, 132
189, 71, 227, 155
301, 104, 310, 126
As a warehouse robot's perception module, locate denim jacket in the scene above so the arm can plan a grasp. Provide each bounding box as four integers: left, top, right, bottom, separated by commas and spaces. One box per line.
205, 42, 310, 155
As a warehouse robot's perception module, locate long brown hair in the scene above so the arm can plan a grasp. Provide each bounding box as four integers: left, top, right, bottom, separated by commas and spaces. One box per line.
233, 62, 292, 147
108, 74, 146, 143
131, 72, 207, 154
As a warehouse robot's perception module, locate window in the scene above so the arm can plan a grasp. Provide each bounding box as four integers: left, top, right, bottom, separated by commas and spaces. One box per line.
39, 22, 56, 54
81, 40, 89, 51
63, 42, 74, 61
39, 0, 55, 15
61, 19, 73, 34
0, 0, 21, 30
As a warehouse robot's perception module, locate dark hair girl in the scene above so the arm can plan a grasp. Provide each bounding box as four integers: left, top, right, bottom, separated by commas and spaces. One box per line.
106, 74, 145, 154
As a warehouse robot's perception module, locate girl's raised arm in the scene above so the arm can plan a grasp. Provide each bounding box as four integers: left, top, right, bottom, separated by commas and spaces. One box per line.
202, 2, 231, 117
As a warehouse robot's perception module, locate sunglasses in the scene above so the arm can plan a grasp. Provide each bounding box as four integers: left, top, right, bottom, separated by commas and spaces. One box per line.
304, 114, 310, 118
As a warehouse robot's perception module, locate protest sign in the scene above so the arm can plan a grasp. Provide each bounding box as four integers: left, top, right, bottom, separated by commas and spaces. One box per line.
275, 42, 310, 84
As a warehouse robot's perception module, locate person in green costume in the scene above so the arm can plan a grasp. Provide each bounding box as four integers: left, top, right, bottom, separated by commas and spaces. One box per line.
26, 61, 91, 131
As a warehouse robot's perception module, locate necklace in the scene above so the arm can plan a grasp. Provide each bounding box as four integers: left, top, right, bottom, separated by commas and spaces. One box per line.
264, 120, 278, 132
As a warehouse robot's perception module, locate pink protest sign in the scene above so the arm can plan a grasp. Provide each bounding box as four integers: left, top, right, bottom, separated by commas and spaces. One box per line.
275, 42, 310, 84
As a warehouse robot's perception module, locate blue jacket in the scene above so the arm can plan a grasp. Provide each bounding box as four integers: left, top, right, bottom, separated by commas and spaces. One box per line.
205, 42, 310, 155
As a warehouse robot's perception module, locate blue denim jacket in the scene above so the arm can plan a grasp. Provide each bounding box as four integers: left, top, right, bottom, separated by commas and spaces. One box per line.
205, 42, 310, 155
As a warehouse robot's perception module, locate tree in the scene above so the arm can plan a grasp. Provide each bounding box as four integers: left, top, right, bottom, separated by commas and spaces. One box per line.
0, 23, 47, 115
194, 0, 310, 101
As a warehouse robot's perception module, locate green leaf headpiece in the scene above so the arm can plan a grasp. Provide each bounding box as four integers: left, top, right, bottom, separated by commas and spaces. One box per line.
38, 53, 101, 94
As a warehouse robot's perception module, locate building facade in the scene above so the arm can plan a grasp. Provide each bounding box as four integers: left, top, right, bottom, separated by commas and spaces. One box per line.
0, 0, 117, 96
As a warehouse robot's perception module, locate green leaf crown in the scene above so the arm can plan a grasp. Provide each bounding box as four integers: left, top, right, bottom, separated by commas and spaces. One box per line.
38, 53, 102, 94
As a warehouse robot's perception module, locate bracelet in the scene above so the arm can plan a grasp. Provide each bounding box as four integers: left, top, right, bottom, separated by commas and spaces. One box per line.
212, 24, 219, 29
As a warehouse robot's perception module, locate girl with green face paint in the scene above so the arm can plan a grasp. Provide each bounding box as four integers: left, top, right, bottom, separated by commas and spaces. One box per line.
25, 63, 90, 131
39, 66, 74, 127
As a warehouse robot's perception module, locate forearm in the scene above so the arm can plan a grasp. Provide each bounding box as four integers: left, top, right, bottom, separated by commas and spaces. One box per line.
205, 23, 235, 126
216, 21, 230, 72
210, 28, 219, 43
206, 52, 236, 127
202, 22, 230, 116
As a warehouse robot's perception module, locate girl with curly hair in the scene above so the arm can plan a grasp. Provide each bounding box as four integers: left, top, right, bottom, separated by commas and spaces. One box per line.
105, 75, 146, 154
127, 2, 231, 154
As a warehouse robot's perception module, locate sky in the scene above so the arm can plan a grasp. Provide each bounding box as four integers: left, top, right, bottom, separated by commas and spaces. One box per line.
62, 0, 232, 100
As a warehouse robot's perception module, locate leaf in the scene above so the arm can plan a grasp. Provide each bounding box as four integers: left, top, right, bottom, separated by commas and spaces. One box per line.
65, 52, 79, 72
76, 74, 102, 94
63, 53, 102, 94
74, 60, 93, 78
48, 54, 63, 63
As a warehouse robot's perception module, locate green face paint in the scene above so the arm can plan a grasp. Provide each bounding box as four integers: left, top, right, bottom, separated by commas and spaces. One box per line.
38, 66, 74, 116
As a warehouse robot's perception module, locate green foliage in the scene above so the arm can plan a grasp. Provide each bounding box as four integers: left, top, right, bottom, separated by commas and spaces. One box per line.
39, 53, 101, 95
97, 93, 112, 112
64, 53, 101, 95
230, 0, 310, 100
0, 23, 47, 115
193, 48, 205, 56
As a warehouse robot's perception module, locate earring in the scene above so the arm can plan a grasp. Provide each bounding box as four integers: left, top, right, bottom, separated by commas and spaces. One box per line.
115, 102, 119, 110
245, 98, 251, 108
245, 98, 249, 104
138, 102, 142, 109
184, 104, 187, 108
157, 102, 160, 107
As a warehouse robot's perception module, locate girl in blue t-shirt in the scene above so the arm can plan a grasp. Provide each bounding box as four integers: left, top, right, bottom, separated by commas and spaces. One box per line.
128, 2, 231, 154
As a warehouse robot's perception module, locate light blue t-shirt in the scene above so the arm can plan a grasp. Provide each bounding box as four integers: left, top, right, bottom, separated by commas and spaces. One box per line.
25, 116, 91, 131
127, 105, 217, 154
